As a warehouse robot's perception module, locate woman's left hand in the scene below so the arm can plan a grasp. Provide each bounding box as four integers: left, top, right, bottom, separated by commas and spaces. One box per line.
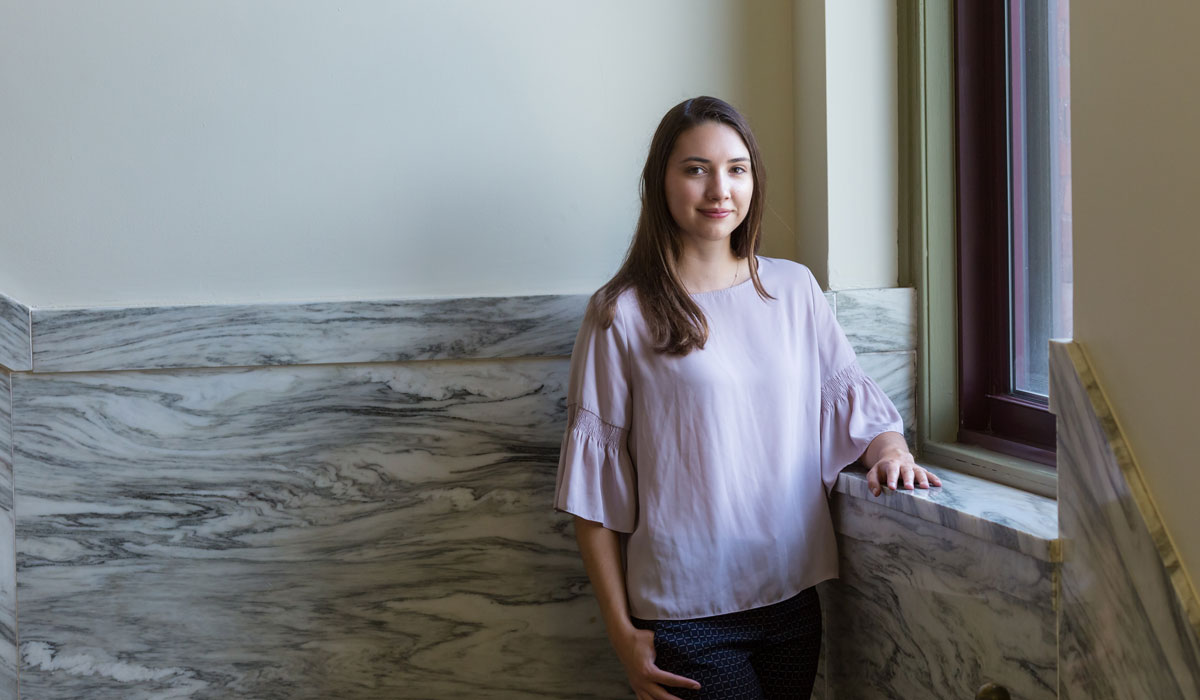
865, 449, 942, 497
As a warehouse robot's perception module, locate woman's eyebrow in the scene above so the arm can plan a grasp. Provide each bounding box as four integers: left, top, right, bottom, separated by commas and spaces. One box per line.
680, 156, 751, 164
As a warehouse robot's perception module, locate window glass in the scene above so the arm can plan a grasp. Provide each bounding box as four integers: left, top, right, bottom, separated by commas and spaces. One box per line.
1010, 0, 1073, 397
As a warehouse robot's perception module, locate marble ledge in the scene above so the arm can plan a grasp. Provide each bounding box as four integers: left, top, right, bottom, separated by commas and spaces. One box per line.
832, 465, 1059, 563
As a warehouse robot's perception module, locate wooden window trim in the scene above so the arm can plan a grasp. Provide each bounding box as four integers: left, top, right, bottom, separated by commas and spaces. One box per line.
954, 0, 1056, 466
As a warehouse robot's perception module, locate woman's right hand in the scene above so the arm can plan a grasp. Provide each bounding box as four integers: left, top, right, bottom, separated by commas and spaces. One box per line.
611, 626, 701, 700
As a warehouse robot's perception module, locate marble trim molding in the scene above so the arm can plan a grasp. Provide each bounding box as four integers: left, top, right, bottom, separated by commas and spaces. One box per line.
833, 466, 1058, 562
0, 293, 31, 373
25, 288, 916, 373
1051, 340, 1200, 635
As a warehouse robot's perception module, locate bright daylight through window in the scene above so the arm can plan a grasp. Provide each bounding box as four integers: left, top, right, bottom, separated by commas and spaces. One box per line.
1009, 0, 1072, 398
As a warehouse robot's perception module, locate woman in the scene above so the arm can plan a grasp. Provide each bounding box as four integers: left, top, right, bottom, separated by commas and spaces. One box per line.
553, 96, 940, 700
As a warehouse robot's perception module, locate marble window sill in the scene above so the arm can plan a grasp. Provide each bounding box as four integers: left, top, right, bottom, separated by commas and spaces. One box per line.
832, 464, 1059, 562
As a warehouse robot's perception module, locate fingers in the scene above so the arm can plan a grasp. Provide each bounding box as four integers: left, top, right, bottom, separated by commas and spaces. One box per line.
869, 461, 943, 496
913, 466, 941, 489
651, 668, 701, 691
629, 661, 700, 700
633, 675, 693, 700
867, 464, 882, 496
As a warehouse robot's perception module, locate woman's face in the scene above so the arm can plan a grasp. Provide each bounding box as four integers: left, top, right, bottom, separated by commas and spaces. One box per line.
663, 121, 754, 250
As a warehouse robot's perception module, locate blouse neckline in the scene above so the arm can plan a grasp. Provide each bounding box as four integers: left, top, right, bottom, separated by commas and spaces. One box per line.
688, 256, 764, 299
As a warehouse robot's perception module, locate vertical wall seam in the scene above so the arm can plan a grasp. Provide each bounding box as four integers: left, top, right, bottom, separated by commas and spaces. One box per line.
4, 375, 14, 700
7, 375, 13, 700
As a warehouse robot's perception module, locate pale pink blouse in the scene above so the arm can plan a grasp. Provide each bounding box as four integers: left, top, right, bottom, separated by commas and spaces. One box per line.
553, 256, 903, 620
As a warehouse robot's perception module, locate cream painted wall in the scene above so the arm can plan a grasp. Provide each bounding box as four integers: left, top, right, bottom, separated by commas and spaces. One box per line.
0, 0, 794, 308
793, 0, 898, 291
794, 0, 829, 287
1072, 1, 1200, 586
823, 0, 897, 291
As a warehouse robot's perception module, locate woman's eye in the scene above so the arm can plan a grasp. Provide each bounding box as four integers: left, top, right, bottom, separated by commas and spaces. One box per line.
686, 166, 705, 175
731, 166, 749, 175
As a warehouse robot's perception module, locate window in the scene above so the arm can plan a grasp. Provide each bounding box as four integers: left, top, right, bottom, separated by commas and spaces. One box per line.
954, 0, 1072, 466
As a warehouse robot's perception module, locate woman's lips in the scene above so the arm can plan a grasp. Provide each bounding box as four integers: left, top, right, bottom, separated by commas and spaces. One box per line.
699, 209, 732, 218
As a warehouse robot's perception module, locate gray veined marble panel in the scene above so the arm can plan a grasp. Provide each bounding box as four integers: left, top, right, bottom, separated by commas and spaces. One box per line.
834, 288, 917, 353
13, 359, 628, 699
1051, 341, 1200, 699
32, 294, 590, 373
29, 288, 911, 374
0, 292, 31, 372
822, 494, 1057, 700
0, 372, 12, 513
856, 350, 916, 445
0, 372, 15, 700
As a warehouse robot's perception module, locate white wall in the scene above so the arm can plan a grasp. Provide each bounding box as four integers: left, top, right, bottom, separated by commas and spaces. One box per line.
1072, 0, 1200, 587
0, 0, 794, 308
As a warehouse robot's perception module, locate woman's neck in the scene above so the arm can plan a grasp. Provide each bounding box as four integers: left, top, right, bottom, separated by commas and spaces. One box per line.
676, 246, 745, 294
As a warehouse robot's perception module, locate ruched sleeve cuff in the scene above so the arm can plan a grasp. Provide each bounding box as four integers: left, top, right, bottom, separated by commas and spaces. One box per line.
553, 404, 638, 533
819, 362, 905, 496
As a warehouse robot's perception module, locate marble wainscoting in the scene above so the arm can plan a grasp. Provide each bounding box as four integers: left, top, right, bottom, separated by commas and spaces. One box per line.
0, 371, 16, 699
857, 351, 916, 446
13, 359, 624, 699
834, 287, 917, 354
1051, 341, 1200, 699
7, 286, 917, 699
834, 287, 918, 444
817, 468, 1059, 700
0, 293, 31, 373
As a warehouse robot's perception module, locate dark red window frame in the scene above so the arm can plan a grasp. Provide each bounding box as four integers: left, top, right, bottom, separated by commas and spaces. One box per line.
954, 0, 1056, 466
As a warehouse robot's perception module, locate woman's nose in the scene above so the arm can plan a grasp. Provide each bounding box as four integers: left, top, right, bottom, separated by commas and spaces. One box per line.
706, 173, 730, 201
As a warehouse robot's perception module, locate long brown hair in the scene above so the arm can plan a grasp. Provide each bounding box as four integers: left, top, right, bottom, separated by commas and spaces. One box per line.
590, 96, 774, 355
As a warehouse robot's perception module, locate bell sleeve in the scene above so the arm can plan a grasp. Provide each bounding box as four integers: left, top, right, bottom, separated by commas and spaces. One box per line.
553, 300, 638, 533
806, 270, 905, 496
